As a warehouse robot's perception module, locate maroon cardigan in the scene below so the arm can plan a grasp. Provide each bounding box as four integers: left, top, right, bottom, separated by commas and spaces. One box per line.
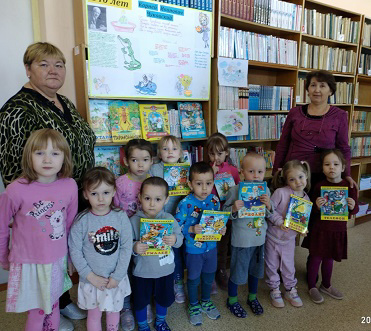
273, 105, 351, 176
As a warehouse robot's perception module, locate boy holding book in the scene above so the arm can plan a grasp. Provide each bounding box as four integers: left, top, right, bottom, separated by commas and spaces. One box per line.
223, 153, 273, 318
175, 162, 226, 326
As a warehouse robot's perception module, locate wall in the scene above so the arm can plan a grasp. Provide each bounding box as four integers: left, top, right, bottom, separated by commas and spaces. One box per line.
317, 0, 371, 17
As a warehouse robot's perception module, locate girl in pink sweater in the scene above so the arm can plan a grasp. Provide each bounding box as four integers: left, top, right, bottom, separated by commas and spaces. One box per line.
0, 129, 78, 330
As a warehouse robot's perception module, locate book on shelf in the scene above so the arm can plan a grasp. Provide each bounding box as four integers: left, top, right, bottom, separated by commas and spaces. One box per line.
214, 172, 236, 201
140, 218, 174, 255
229, 147, 275, 171
284, 194, 313, 234
89, 99, 112, 143
351, 111, 371, 132
139, 104, 170, 141
178, 102, 207, 139
320, 186, 348, 221
238, 181, 267, 218
109, 100, 141, 142
194, 210, 231, 241
168, 109, 181, 139
249, 85, 293, 111
147, 0, 212, 11
363, 22, 371, 47
94, 146, 121, 177
187, 145, 204, 164
351, 137, 371, 157
163, 163, 191, 196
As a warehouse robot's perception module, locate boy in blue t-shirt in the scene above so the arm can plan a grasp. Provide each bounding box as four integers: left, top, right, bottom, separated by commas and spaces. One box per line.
175, 162, 226, 326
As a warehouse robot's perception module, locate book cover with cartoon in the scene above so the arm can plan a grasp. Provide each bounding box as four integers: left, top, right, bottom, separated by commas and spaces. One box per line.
94, 146, 121, 177
140, 218, 174, 255
214, 172, 236, 201
89, 99, 112, 142
195, 210, 231, 241
320, 186, 349, 221
284, 194, 313, 233
163, 163, 191, 196
109, 100, 141, 142
238, 182, 267, 218
139, 104, 170, 141
178, 102, 206, 139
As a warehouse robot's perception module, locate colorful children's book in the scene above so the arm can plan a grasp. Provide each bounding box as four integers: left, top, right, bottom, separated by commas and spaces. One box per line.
195, 210, 231, 241
214, 172, 236, 201
89, 99, 112, 142
320, 186, 349, 221
109, 100, 141, 142
238, 181, 267, 218
284, 194, 313, 233
94, 146, 121, 177
163, 163, 190, 196
178, 102, 207, 139
139, 104, 170, 141
140, 218, 174, 255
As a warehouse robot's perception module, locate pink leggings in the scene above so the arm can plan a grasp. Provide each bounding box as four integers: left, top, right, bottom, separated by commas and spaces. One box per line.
87, 307, 120, 331
25, 300, 60, 331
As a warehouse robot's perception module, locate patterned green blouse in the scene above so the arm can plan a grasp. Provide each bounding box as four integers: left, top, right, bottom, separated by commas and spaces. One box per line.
0, 87, 96, 187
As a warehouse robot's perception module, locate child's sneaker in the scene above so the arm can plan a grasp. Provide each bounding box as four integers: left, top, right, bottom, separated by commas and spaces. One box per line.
270, 288, 285, 308
174, 282, 185, 303
188, 303, 203, 326
284, 287, 303, 307
147, 304, 153, 324
308, 287, 324, 304
319, 284, 343, 300
226, 299, 247, 318
120, 308, 135, 331
200, 300, 220, 320
211, 280, 218, 295
247, 298, 264, 315
155, 320, 171, 331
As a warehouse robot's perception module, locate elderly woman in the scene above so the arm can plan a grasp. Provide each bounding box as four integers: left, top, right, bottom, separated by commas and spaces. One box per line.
0, 42, 96, 331
273, 70, 355, 188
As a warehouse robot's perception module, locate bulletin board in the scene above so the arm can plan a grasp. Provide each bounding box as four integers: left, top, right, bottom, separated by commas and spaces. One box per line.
86, 0, 212, 100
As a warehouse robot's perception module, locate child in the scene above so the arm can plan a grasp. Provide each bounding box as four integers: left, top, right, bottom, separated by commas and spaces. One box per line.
130, 177, 183, 331
149, 135, 186, 303
0, 128, 78, 330
303, 149, 358, 304
206, 133, 240, 290
114, 138, 153, 330
223, 152, 272, 318
69, 167, 132, 331
175, 162, 225, 326
266, 160, 311, 308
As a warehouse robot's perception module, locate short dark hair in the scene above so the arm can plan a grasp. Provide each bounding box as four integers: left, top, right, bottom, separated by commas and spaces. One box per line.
140, 176, 169, 197
305, 70, 336, 95
320, 149, 347, 168
124, 139, 153, 159
189, 162, 214, 182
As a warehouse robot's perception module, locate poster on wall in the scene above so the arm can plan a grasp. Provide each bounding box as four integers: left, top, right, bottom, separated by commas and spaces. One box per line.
86, 0, 212, 100
217, 109, 249, 137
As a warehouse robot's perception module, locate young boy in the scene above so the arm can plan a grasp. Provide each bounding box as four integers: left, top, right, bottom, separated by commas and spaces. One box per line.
130, 177, 184, 331
223, 153, 273, 318
175, 162, 226, 326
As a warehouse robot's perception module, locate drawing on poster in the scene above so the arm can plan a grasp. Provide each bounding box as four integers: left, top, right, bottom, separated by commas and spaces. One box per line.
218, 57, 248, 88
195, 12, 210, 48
218, 109, 249, 136
135, 74, 157, 95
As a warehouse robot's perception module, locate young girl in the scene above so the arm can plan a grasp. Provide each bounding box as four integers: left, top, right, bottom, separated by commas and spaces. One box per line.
304, 149, 358, 304
149, 135, 186, 303
69, 167, 132, 331
0, 128, 77, 330
205, 133, 240, 291
130, 177, 183, 331
266, 160, 311, 308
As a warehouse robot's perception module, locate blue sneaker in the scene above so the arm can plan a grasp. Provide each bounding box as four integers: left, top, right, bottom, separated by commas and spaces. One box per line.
247, 298, 264, 315
226, 299, 247, 318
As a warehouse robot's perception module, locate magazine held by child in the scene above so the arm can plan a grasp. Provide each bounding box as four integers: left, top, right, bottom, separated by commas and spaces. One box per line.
320, 186, 349, 221
214, 172, 236, 201
284, 194, 313, 233
238, 181, 267, 218
194, 210, 231, 241
163, 163, 191, 196
139, 218, 174, 255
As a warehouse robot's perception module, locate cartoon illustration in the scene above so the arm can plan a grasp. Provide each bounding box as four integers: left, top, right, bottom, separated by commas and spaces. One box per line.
119, 107, 133, 131
135, 74, 157, 95
238, 182, 267, 218
177, 74, 193, 97
111, 10, 136, 32
164, 163, 191, 196
214, 172, 236, 201
195, 12, 210, 48
195, 211, 230, 241
140, 219, 174, 255
94, 146, 121, 177
284, 195, 313, 233
93, 77, 110, 94
46, 207, 66, 240
178, 102, 207, 139
118, 35, 141, 71
321, 187, 348, 220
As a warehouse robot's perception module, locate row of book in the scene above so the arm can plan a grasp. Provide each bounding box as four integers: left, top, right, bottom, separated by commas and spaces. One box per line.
362, 23, 371, 47
221, 0, 302, 32
219, 27, 297, 66
249, 85, 293, 111
148, 0, 212, 11
89, 100, 206, 143
300, 42, 356, 73
351, 111, 371, 132
219, 86, 240, 110
358, 53, 371, 75
229, 146, 275, 170
302, 9, 360, 44
350, 137, 371, 158
296, 78, 354, 105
